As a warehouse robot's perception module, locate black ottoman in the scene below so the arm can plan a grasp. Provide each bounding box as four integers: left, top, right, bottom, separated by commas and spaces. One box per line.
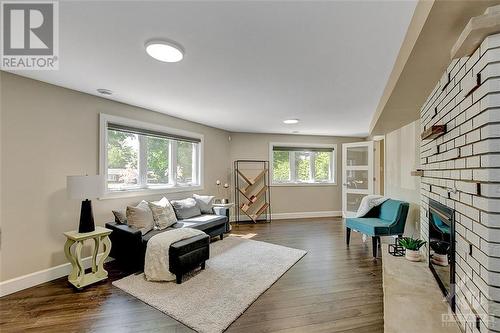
169, 234, 210, 284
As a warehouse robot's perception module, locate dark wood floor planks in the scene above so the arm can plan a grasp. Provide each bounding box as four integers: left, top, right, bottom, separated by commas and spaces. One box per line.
0, 218, 383, 332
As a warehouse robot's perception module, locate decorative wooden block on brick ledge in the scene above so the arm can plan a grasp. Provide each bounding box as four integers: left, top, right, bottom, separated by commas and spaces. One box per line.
411, 170, 424, 177
421, 125, 446, 140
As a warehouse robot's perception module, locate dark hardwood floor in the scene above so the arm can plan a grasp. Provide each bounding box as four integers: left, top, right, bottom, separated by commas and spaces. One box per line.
0, 218, 383, 332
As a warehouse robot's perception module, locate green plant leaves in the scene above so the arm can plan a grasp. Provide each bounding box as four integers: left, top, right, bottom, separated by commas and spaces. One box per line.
398, 237, 426, 250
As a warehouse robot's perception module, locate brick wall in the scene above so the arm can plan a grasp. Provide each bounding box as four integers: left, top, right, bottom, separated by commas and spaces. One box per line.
420, 33, 500, 332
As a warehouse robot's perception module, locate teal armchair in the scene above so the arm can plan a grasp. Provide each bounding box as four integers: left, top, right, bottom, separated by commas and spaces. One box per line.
346, 199, 409, 258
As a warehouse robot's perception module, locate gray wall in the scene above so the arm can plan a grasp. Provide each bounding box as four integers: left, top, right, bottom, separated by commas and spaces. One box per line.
229, 132, 363, 215
0, 72, 231, 281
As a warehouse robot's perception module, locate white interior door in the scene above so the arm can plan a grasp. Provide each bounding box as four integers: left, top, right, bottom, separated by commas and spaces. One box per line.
342, 141, 374, 217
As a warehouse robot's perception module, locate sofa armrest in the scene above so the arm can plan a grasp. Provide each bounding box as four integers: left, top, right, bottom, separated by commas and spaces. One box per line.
105, 222, 143, 270
105, 222, 142, 238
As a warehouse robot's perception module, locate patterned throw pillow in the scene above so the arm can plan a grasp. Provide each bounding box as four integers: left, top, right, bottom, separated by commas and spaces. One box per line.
193, 194, 215, 214
126, 200, 154, 235
149, 197, 177, 230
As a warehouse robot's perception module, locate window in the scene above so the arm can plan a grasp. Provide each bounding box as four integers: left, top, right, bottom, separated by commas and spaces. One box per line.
270, 144, 335, 185
101, 114, 202, 196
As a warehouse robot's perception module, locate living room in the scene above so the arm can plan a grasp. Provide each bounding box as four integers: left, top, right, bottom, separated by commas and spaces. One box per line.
1, 1, 500, 332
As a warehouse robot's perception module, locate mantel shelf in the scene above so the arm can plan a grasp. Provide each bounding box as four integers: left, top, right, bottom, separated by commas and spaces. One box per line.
451, 6, 500, 59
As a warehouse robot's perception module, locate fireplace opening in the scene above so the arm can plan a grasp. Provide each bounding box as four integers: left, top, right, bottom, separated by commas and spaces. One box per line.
428, 199, 455, 311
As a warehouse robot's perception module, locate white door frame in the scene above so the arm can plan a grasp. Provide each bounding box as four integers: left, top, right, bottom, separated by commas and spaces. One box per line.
342, 141, 374, 217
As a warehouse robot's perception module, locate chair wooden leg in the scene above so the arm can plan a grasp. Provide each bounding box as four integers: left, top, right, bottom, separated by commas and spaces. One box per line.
346, 227, 351, 246
372, 236, 378, 258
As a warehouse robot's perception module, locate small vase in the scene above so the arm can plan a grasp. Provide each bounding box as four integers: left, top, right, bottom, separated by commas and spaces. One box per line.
405, 249, 421, 262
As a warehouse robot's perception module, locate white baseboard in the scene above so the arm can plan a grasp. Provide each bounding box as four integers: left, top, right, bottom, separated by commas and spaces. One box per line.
0, 255, 114, 297
230, 210, 342, 221
271, 210, 342, 220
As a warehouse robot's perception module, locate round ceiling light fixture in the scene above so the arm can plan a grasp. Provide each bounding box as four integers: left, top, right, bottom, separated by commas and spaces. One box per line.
283, 119, 299, 124
145, 39, 184, 63
97, 88, 113, 95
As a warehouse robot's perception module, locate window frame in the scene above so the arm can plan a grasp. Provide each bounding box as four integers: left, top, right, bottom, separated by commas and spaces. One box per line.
99, 113, 204, 199
269, 142, 337, 186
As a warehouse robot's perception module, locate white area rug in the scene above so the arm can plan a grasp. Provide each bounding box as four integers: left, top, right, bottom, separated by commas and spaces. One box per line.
113, 236, 307, 333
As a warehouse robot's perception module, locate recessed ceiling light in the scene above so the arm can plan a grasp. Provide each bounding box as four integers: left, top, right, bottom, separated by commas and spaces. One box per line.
97, 88, 112, 95
145, 40, 184, 63
283, 119, 299, 124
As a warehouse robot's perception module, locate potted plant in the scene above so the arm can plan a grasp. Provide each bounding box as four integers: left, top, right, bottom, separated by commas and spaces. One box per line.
430, 241, 449, 266
398, 237, 426, 262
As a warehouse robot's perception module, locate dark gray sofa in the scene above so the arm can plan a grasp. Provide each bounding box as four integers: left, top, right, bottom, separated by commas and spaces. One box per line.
105, 207, 228, 271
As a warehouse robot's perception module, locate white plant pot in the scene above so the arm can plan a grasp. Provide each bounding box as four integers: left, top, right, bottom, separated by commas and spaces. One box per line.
431, 253, 449, 266
405, 249, 421, 262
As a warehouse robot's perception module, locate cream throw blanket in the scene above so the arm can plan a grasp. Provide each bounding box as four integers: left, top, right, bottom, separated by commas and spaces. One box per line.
355, 195, 389, 242
144, 228, 207, 282
355, 195, 389, 218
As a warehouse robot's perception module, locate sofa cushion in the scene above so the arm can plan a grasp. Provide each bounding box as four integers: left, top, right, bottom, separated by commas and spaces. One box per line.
171, 198, 202, 219
178, 214, 227, 230
346, 217, 392, 236
193, 194, 215, 214
126, 200, 154, 235
142, 214, 227, 244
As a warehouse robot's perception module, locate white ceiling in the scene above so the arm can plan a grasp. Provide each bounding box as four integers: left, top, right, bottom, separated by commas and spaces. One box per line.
14, 0, 416, 137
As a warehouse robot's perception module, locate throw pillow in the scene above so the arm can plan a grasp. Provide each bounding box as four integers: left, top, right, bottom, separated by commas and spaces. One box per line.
112, 210, 127, 224
170, 198, 202, 220
149, 197, 177, 230
193, 194, 215, 214
126, 200, 154, 235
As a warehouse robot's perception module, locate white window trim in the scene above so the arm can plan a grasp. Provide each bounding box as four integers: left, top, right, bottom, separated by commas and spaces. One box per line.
269, 142, 337, 187
99, 113, 204, 199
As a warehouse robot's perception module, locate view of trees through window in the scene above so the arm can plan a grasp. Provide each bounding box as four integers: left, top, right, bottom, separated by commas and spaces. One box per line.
146, 136, 169, 185
272, 148, 333, 184
107, 130, 139, 189
273, 151, 290, 181
107, 128, 199, 191
176, 141, 194, 185
315, 152, 331, 181
295, 152, 311, 181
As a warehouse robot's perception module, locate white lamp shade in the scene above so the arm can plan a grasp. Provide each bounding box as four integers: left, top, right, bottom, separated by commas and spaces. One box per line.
67, 175, 104, 200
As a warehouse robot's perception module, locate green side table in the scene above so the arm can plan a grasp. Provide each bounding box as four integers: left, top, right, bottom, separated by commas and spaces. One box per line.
63, 226, 112, 289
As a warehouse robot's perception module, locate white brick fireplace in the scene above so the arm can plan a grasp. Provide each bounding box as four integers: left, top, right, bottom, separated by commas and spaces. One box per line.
420, 33, 500, 332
